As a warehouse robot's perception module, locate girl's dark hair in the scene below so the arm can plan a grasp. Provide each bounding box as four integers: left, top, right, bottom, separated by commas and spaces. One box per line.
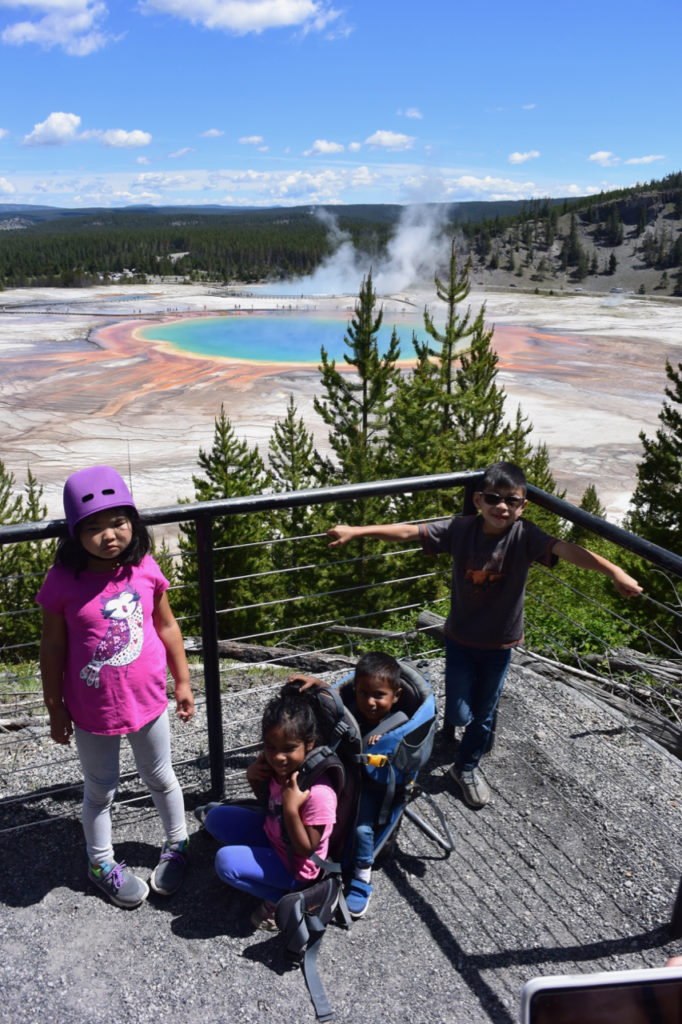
261, 680, 322, 749
54, 506, 152, 574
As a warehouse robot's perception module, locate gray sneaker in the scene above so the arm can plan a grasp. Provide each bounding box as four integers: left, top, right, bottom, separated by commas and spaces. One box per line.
150, 838, 189, 896
449, 765, 491, 808
88, 860, 149, 908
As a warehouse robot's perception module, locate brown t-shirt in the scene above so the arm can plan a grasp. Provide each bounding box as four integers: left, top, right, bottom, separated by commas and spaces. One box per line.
420, 515, 557, 648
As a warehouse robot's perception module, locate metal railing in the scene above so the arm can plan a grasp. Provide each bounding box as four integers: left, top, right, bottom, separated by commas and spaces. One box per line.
1, 469, 681, 796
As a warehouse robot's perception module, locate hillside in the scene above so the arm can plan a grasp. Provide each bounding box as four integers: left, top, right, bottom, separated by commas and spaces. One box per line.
456, 177, 682, 298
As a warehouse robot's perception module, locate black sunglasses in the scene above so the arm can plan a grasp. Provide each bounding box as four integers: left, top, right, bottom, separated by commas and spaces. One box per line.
480, 491, 525, 509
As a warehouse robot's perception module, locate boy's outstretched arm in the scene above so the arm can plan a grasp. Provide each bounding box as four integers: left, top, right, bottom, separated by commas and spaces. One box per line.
552, 540, 642, 597
327, 522, 420, 547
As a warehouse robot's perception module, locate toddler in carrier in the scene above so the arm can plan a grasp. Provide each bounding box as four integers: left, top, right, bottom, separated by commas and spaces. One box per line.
339, 652, 408, 918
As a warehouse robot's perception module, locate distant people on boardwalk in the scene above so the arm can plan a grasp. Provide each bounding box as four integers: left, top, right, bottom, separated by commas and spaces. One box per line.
204, 681, 337, 932
327, 461, 641, 809
37, 465, 194, 908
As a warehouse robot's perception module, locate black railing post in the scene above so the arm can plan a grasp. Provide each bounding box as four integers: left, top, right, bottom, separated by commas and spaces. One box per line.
195, 513, 224, 799
462, 478, 478, 515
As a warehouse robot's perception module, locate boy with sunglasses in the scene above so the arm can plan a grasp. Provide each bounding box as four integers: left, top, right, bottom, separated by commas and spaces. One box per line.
327, 461, 641, 809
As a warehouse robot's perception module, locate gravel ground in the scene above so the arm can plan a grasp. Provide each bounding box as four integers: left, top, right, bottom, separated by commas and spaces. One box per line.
1, 656, 681, 1024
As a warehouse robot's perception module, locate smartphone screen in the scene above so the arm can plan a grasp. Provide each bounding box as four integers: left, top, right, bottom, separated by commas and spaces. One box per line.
524, 971, 682, 1024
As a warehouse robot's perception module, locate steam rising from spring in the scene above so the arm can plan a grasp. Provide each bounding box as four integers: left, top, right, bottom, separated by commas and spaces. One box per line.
276, 205, 450, 296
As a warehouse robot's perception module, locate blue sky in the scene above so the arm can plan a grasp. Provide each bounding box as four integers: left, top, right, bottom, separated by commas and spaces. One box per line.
0, 0, 680, 209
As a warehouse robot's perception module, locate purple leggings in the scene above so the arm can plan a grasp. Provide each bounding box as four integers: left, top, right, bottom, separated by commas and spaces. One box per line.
204, 804, 299, 903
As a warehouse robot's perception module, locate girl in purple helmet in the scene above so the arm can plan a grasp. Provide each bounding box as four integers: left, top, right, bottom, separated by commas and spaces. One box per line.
36, 465, 194, 908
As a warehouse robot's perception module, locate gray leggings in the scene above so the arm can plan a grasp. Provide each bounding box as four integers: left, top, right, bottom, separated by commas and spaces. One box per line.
74, 711, 186, 866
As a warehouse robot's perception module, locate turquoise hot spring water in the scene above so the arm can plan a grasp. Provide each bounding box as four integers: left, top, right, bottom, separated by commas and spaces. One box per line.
139, 311, 428, 363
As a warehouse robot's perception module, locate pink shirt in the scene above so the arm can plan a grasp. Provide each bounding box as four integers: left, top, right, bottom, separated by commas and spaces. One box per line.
36, 556, 170, 735
264, 775, 337, 881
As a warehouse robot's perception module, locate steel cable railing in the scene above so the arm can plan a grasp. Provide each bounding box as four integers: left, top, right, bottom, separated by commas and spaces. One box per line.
1, 471, 681, 819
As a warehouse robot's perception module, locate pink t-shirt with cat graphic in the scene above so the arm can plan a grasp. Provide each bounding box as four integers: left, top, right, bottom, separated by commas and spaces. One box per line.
37, 556, 170, 735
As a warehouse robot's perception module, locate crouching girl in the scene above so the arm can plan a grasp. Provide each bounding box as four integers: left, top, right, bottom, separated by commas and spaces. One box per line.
204, 681, 337, 931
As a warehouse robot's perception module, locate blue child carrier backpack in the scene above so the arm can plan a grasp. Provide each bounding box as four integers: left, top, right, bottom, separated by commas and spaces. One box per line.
335, 657, 454, 863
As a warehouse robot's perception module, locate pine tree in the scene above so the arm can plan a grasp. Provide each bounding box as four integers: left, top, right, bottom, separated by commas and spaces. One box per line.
0, 464, 54, 656
313, 274, 405, 619
625, 360, 682, 551
314, 270, 401, 487
177, 405, 276, 640
267, 395, 327, 628
269, 395, 318, 496
447, 306, 514, 470
568, 482, 606, 544
383, 336, 450, 522
420, 241, 475, 436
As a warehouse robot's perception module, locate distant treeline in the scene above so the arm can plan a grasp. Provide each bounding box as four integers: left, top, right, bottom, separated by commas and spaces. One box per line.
0, 197, 568, 289
1, 171, 681, 290
0, 209, 395, 287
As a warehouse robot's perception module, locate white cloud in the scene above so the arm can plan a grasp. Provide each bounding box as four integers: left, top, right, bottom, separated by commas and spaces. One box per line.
589, 150, 620, 167
445, 174, 540, 200
624, 154, 665, 165
168, 146, 195, 158
111, 189, 162, 203
134, 172, 189, 190
304, 139, 344, 156
0, 176, 15, 194
101, 128, 152, 148
508, 150, 540, 165
139, 0, 341, 35
136, 156, 150, 165
239, 135, 265, 145
397, 107, 423, 119
1, 0, 112, 55
348, 141, 361, 152
364, 130, 415, 151
200, 128, 224, 138
23, 111, 81, 146
8, 161, 628, 210
351, 165, 378, 187
522, 103, 536, 110
0, 128, 8, 140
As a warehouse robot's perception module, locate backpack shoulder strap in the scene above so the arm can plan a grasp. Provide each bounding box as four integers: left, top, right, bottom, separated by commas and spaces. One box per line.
361, 709, 409, 750
275, 877, 347, 1022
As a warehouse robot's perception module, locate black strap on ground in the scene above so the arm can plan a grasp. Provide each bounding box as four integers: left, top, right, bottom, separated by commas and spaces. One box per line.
301, 911, 333, 1022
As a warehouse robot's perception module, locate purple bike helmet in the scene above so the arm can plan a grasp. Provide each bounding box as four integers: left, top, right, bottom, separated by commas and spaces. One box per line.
63, 466, 136, 536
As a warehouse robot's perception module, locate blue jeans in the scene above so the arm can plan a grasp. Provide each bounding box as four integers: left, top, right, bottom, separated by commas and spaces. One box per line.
354, 788, 383, 869
444, 637, 512, 771
204, 804, 298, 904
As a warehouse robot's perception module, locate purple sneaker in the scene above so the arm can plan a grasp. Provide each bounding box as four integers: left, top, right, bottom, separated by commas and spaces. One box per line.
88, 860, 149, 908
